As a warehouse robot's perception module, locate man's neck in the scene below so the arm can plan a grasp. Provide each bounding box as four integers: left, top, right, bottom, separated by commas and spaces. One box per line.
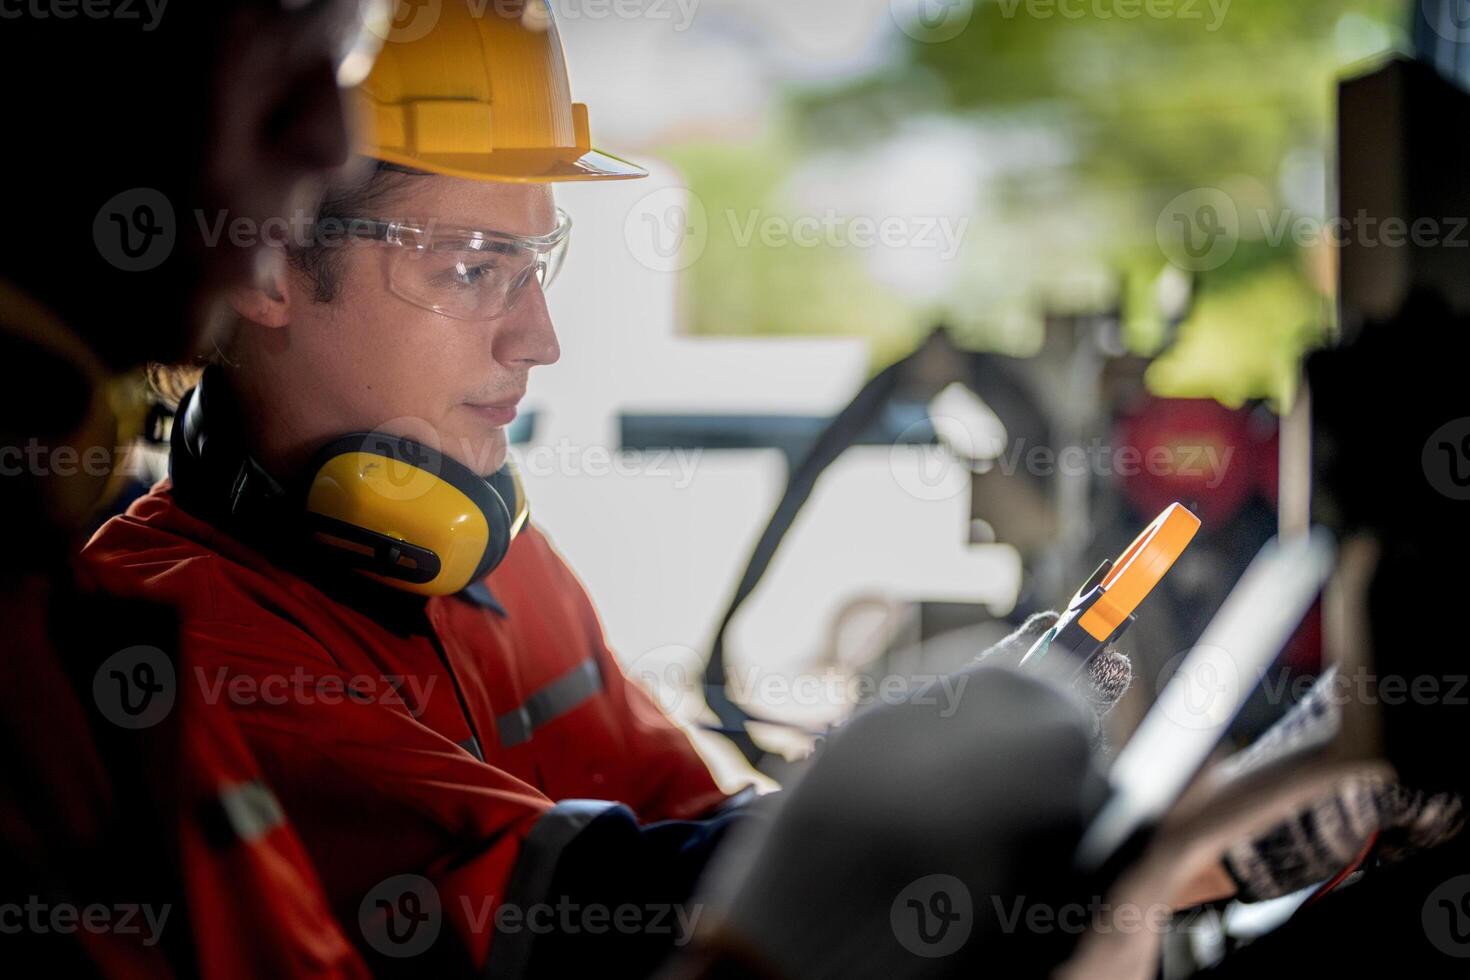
222, 364, 323, 487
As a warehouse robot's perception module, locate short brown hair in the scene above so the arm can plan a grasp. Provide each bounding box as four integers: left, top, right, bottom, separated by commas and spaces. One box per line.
288, 159, 427, 303
149, 159, 427, 402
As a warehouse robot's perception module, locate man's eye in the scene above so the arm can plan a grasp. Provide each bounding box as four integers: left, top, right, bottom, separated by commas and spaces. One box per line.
437, 260, 498, 288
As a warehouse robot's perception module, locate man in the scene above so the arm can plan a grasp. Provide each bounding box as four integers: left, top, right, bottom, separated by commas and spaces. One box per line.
80, 6, 1177, 969
1, 1, 390, 974
84, 4, 742, 975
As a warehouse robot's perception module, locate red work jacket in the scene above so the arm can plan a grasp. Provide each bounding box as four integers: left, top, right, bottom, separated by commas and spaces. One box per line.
82, 483, 729, 967
0, 283, 368, 979
6, 572, 370, 979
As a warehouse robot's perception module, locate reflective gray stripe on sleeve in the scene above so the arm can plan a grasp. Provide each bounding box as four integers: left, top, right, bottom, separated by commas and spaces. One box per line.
216, 780, 286, 844
484, 799, 618, 980
495, 658, 603, 748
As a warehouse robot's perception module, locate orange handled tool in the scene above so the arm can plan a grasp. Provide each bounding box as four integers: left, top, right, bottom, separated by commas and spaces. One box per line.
1020, 502, 1202, 672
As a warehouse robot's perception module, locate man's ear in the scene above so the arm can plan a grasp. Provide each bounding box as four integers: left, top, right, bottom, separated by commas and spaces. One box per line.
228, 247, 292, 328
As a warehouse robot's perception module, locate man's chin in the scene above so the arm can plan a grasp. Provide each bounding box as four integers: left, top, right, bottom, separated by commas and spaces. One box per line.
458, 430, 508, 478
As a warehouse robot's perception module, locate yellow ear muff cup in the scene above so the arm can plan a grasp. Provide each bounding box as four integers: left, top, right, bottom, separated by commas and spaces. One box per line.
302, 434, 516, 597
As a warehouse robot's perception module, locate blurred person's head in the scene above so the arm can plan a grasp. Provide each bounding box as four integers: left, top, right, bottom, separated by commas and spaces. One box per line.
0, 0, 384, 371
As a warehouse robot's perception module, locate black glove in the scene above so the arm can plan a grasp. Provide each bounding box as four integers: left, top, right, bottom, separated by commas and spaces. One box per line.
688, 660, 1111, 980
978, 612, 1134, 741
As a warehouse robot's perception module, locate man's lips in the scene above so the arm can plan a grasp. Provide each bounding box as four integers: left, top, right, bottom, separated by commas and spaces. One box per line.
463, 398, 521, 425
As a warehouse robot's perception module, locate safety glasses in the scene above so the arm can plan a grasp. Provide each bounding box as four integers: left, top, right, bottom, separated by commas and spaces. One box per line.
344, 209, 572, 321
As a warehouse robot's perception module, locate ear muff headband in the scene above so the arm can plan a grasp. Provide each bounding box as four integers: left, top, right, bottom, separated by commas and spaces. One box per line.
488, 460, 531, 541
304, 433, 526, 597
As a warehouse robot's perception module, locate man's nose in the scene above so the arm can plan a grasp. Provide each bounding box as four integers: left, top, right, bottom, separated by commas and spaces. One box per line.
494, 281, 561, 368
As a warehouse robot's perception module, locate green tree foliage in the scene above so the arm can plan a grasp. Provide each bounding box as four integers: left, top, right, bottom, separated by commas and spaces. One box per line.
663, 0, 1407, 404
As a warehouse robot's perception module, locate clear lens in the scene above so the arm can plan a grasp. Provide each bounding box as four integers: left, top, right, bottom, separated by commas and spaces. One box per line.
380, 211, 570, 320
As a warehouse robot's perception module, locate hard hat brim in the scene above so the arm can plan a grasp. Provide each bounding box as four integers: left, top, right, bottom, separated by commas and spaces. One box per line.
372, 146, 647, 183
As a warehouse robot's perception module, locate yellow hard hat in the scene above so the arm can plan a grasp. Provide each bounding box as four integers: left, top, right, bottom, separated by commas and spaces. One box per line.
358, 0, 646, 182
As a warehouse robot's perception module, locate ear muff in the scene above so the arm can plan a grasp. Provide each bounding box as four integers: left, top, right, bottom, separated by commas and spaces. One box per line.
303, 433, 528, 597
